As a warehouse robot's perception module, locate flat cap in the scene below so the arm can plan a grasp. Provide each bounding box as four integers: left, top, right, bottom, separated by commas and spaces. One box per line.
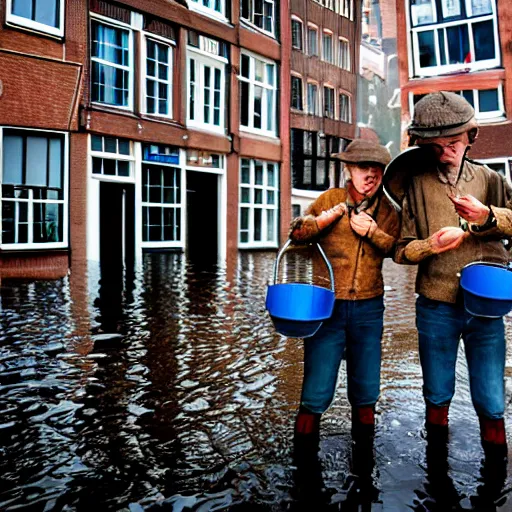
332, 139, 391, 167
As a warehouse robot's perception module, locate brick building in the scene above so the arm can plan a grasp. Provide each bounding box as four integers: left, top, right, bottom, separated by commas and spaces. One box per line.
287, 0, 360, 215
397, 0, 512, 181
0, 0, 294, 277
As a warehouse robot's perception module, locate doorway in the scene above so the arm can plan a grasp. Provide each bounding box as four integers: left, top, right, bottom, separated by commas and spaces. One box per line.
99, 181, 135, 271
186, 171, 218, 262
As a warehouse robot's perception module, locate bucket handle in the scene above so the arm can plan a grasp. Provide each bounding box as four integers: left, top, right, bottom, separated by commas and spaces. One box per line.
272, 239, 335, 293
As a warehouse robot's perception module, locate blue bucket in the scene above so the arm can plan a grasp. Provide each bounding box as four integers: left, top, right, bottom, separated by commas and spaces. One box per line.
460, 262, 512, 318
266, 283, 336, 337
266, 241, 336, 338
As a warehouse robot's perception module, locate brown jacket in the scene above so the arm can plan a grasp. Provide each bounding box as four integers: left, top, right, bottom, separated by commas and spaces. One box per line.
395, 160, 512, 303
290, 188, 400, 300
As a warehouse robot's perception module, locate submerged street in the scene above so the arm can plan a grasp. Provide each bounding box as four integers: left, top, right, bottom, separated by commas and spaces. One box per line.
1, 254, 511, 511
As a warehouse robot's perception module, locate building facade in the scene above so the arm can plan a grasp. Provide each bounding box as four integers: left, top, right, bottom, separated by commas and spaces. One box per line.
397, 0, 512, 181
0, 0, 293, 277
288, 0, 360, 215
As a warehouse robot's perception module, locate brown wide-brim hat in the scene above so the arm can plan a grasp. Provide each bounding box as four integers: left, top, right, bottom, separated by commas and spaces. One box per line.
332, 139, 391, 167
383, 146, 438, 211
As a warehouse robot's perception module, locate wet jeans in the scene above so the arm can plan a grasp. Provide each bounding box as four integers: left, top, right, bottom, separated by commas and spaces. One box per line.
416, 295, 505, 420
300, 296, 384, 414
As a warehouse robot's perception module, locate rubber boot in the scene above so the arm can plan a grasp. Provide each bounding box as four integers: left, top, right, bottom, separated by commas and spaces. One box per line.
472, 417, 508, 509
292, 407, 324, 508
351, 406, 375, 478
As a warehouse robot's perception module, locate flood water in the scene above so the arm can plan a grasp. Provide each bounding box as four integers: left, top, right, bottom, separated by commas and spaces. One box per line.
1, 253, 512, 511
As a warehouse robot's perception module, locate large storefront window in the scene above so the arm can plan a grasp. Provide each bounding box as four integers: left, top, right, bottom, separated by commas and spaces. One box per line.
291, 129, 347, 192
408, 0, 499, 77
1, 129, 67, 249
142, 145, 183, 247
239, 159, 278, 247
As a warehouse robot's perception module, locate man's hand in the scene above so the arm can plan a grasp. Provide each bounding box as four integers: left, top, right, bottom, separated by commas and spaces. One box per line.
350, 211, 377, 237
448, 194, 490, 225
429, 226, 469, 254
316, 202, 346, 230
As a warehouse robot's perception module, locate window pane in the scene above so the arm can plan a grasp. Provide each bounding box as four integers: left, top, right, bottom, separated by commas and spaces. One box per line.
267, 164, 275, 186
441, 0, 461, 19
255, 163, 263, 184
254, 208, 262, 241
473, 21, 495, 61
3, 135, 23, 185
266, 64, 275, 86
12, 0, 33, 20
26, 136, 48, 187
267, 190, 275, 204
308, 28, 318, 55
462, 89, 474, 106
254, 86, 263, 128
447, 24, 469, 64
417, 30, 436, 67
255, 189, 263, 204
34, 0, 59, 28
411, 0, 435, 26
48, 138, 62, 189
92, 158, 102, 174
241, 207, 249, 230
266, 209, 275, 241
2, 201, 15, 244
91, 135, 103, 151
118, 139, 130, 155
479, 89, 499, 112
241, 187, 250, 203
117, 161, 130, 177
33, 203, 62, 243
255, 59, 264, 82
241, 160, 251, 183
241, 54, 250, 78
471, 0, 492, 16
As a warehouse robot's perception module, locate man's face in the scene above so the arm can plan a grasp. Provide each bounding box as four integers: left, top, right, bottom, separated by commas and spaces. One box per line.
416, 132, 469, 167
348, 163, 384, 197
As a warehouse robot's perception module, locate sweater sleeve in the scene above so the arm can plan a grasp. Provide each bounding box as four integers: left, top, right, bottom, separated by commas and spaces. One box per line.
289, 194, 326, 243
367, 207, 400, 255
394, 194, 435, 264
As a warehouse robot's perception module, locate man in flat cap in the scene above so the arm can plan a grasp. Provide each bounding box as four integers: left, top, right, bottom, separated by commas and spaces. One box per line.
289, 139, 400, 481
391, 91, 512, 468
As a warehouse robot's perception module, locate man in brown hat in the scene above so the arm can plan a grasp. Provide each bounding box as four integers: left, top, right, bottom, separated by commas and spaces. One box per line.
289, 139, 400, 479
391, 91, 512, 465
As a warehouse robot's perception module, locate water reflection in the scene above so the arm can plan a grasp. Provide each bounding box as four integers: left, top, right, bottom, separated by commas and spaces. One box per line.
0, 254, 511, 510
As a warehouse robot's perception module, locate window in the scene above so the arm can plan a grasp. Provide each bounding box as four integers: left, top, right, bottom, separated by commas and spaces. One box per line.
91, 135, 134, 179
144, 38, 173, 117
291, 76, 303, 110
188, 0, 226, 21
338, 38, 350, 70
239, 159, 278, 247
291, 129, 344, 191
292, 18, 303, 50
239, 52, 278, 136
322, 31, 334, 63
187, 35, 227, 133
308, 25, 318, 56
142, 145, 183, 247
241, 0, 275, 35
412, 86, 504, 121
292, 204, 302, 218
339, 93, 351, 122
6, 0, 64, 37
91, 19, 132, 109
1, 129, 67, 249
314, 0, 353, 18
307, 83, 319, 115
323, 86, 335, 118
408, 0, 499, 77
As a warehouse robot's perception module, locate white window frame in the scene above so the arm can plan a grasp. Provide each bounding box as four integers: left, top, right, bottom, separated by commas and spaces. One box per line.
322, 30, 334, 64
291, 16, 304, 51
408, 0, 499, 78
0, 126, 69, 250
339, 91, 352, 122
408, 85, 505, 123
90, 14, 134, 111
480, 157, 512, 186
6, 0, 65, 37
307, 81, 320, 116
307, 23, 319, 56
90, 135, 135, 184
291, 74, 304, 111
240, 0, 276, 37
239, 50, 278, 137
338, 37, 351, 71
141, 149, 185, 249
188, 0, 227, 23
323, 84, 335, 119
141, 33, 175, 119
239, 158, 279, 249
186, 47, 227, 134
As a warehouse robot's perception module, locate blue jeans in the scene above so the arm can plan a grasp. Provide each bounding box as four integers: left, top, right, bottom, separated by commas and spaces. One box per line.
416, 295, 506, 420
300, 296, 384, 414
